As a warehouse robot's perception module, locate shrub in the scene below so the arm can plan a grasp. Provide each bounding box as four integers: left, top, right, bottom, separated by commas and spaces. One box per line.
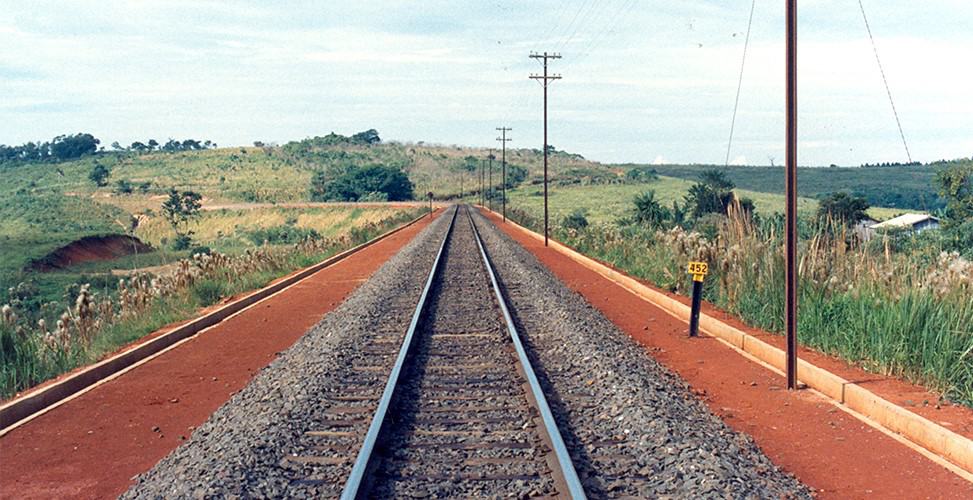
89, 164, 110, 187
632, 190, 670, 228
359, 191, 389, 202
171, 234, 193, 250
625, 166, 659, 183
192, 279, 226, 307
562, 209, 589, 231
685, 169, 735, 218
246, 225, 320, 246
114, 179, 133, 195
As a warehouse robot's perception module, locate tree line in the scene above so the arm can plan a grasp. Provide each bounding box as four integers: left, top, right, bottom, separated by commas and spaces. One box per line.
1, 133, 218, 165
0, 133, 100, 163
114, 138, 215, 152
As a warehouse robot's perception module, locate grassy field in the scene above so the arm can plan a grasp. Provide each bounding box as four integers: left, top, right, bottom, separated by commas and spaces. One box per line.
0, 204, 415, 311
503, 176, 905, 224
635, 163, 953, 211
0, 207, 424, 398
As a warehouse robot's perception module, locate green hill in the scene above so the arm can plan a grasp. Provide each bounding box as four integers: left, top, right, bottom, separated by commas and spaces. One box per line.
628, 161, 964, 211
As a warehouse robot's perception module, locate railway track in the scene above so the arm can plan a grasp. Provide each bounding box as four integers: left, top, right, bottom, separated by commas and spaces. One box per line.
125, 204, 809, 499
287, 206, 585, 499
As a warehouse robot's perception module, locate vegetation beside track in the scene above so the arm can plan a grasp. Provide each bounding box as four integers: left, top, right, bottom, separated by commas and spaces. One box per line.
637, 160, 964, 212
500, 163, 973, 407
0, 208, 423, 399
503, 176, 903, 222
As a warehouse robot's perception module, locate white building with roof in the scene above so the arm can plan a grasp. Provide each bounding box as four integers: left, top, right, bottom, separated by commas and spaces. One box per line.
869, 213, 940, 234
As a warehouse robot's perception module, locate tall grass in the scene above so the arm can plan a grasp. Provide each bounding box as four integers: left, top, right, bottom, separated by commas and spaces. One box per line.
507, 205, 973, 406
0, 209, 423, 398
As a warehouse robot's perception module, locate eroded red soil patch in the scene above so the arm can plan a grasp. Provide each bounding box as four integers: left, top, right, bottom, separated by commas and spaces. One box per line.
29, 234, 153, 272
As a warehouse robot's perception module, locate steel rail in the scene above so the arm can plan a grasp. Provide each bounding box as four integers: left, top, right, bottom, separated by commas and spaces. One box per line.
340, 206, 457, 500
466, 206, 588, 499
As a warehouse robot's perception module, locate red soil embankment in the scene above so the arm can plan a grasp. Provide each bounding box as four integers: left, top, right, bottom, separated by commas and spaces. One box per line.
29, 235, 153, 272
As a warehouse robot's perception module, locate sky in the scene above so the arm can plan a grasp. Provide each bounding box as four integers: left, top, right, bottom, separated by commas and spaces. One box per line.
1, 0, 971, 166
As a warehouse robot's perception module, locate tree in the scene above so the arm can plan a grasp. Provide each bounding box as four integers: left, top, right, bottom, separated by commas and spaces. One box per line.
685, 169, 735, 218
625, 166, 659, 183
89, 164, 110, 187
817, 192, 870, 225
936, 163, 973, 224
147, 139, 159, 151
161, 189, 202, 247
351, 129, 381, 145
49, 133, 99, 160
110, 141, 124, 151
130, 141, 147, 152
504, 164, 528, 188
310, 165, 413, 202
632, 190, 671, 228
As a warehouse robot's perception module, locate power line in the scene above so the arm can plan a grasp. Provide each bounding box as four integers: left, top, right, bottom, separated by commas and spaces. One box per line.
857, 0, 912, 162
563, 0, 637, 70
555, 0, 604, 52
540, 0, 577, 42
553, 0, 594, 50
725, 0, 757, 166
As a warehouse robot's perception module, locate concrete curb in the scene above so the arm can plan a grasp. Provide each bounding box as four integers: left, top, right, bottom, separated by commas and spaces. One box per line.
0, 211, 431, 434
483, 207, 973, 477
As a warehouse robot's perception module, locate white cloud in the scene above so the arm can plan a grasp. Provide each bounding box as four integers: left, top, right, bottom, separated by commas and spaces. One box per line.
0, 0, 970, 165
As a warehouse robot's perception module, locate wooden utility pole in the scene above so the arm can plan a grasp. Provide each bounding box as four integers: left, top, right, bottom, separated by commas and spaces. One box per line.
479, 158, 484, 206
496, 127, 512, 222
785, 0, 799, 390
530, 52, 561, 246
488, 154, 495, 211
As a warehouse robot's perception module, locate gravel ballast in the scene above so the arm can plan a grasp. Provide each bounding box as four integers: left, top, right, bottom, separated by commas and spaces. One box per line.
470, 209, 812, 498
124, 205, 812, 498
123, 211, 455, 499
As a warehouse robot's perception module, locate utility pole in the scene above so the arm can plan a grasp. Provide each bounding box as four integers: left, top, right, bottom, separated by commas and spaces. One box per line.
496, 127, 512, 222
479, 158, 484, 206
530, 51, 561, 246
785, 0, 799, 390
488, 154, 495, 211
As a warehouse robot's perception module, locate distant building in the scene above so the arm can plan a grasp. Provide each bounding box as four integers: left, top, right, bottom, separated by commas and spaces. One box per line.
869, 213, 941, 236
853, 216, 880, 241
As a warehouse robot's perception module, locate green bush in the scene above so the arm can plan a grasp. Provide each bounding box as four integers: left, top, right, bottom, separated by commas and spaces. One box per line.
192, 279, 226, 307
171, 234, 193, 250
625, 166, 659, 183
245, 225, 320, 246
310, 164, 414, 202
561, 209, 589, 231
114, 179, 133, 195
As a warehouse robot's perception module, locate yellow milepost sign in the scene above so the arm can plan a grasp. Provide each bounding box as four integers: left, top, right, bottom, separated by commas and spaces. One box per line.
687, 261, 708, 280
